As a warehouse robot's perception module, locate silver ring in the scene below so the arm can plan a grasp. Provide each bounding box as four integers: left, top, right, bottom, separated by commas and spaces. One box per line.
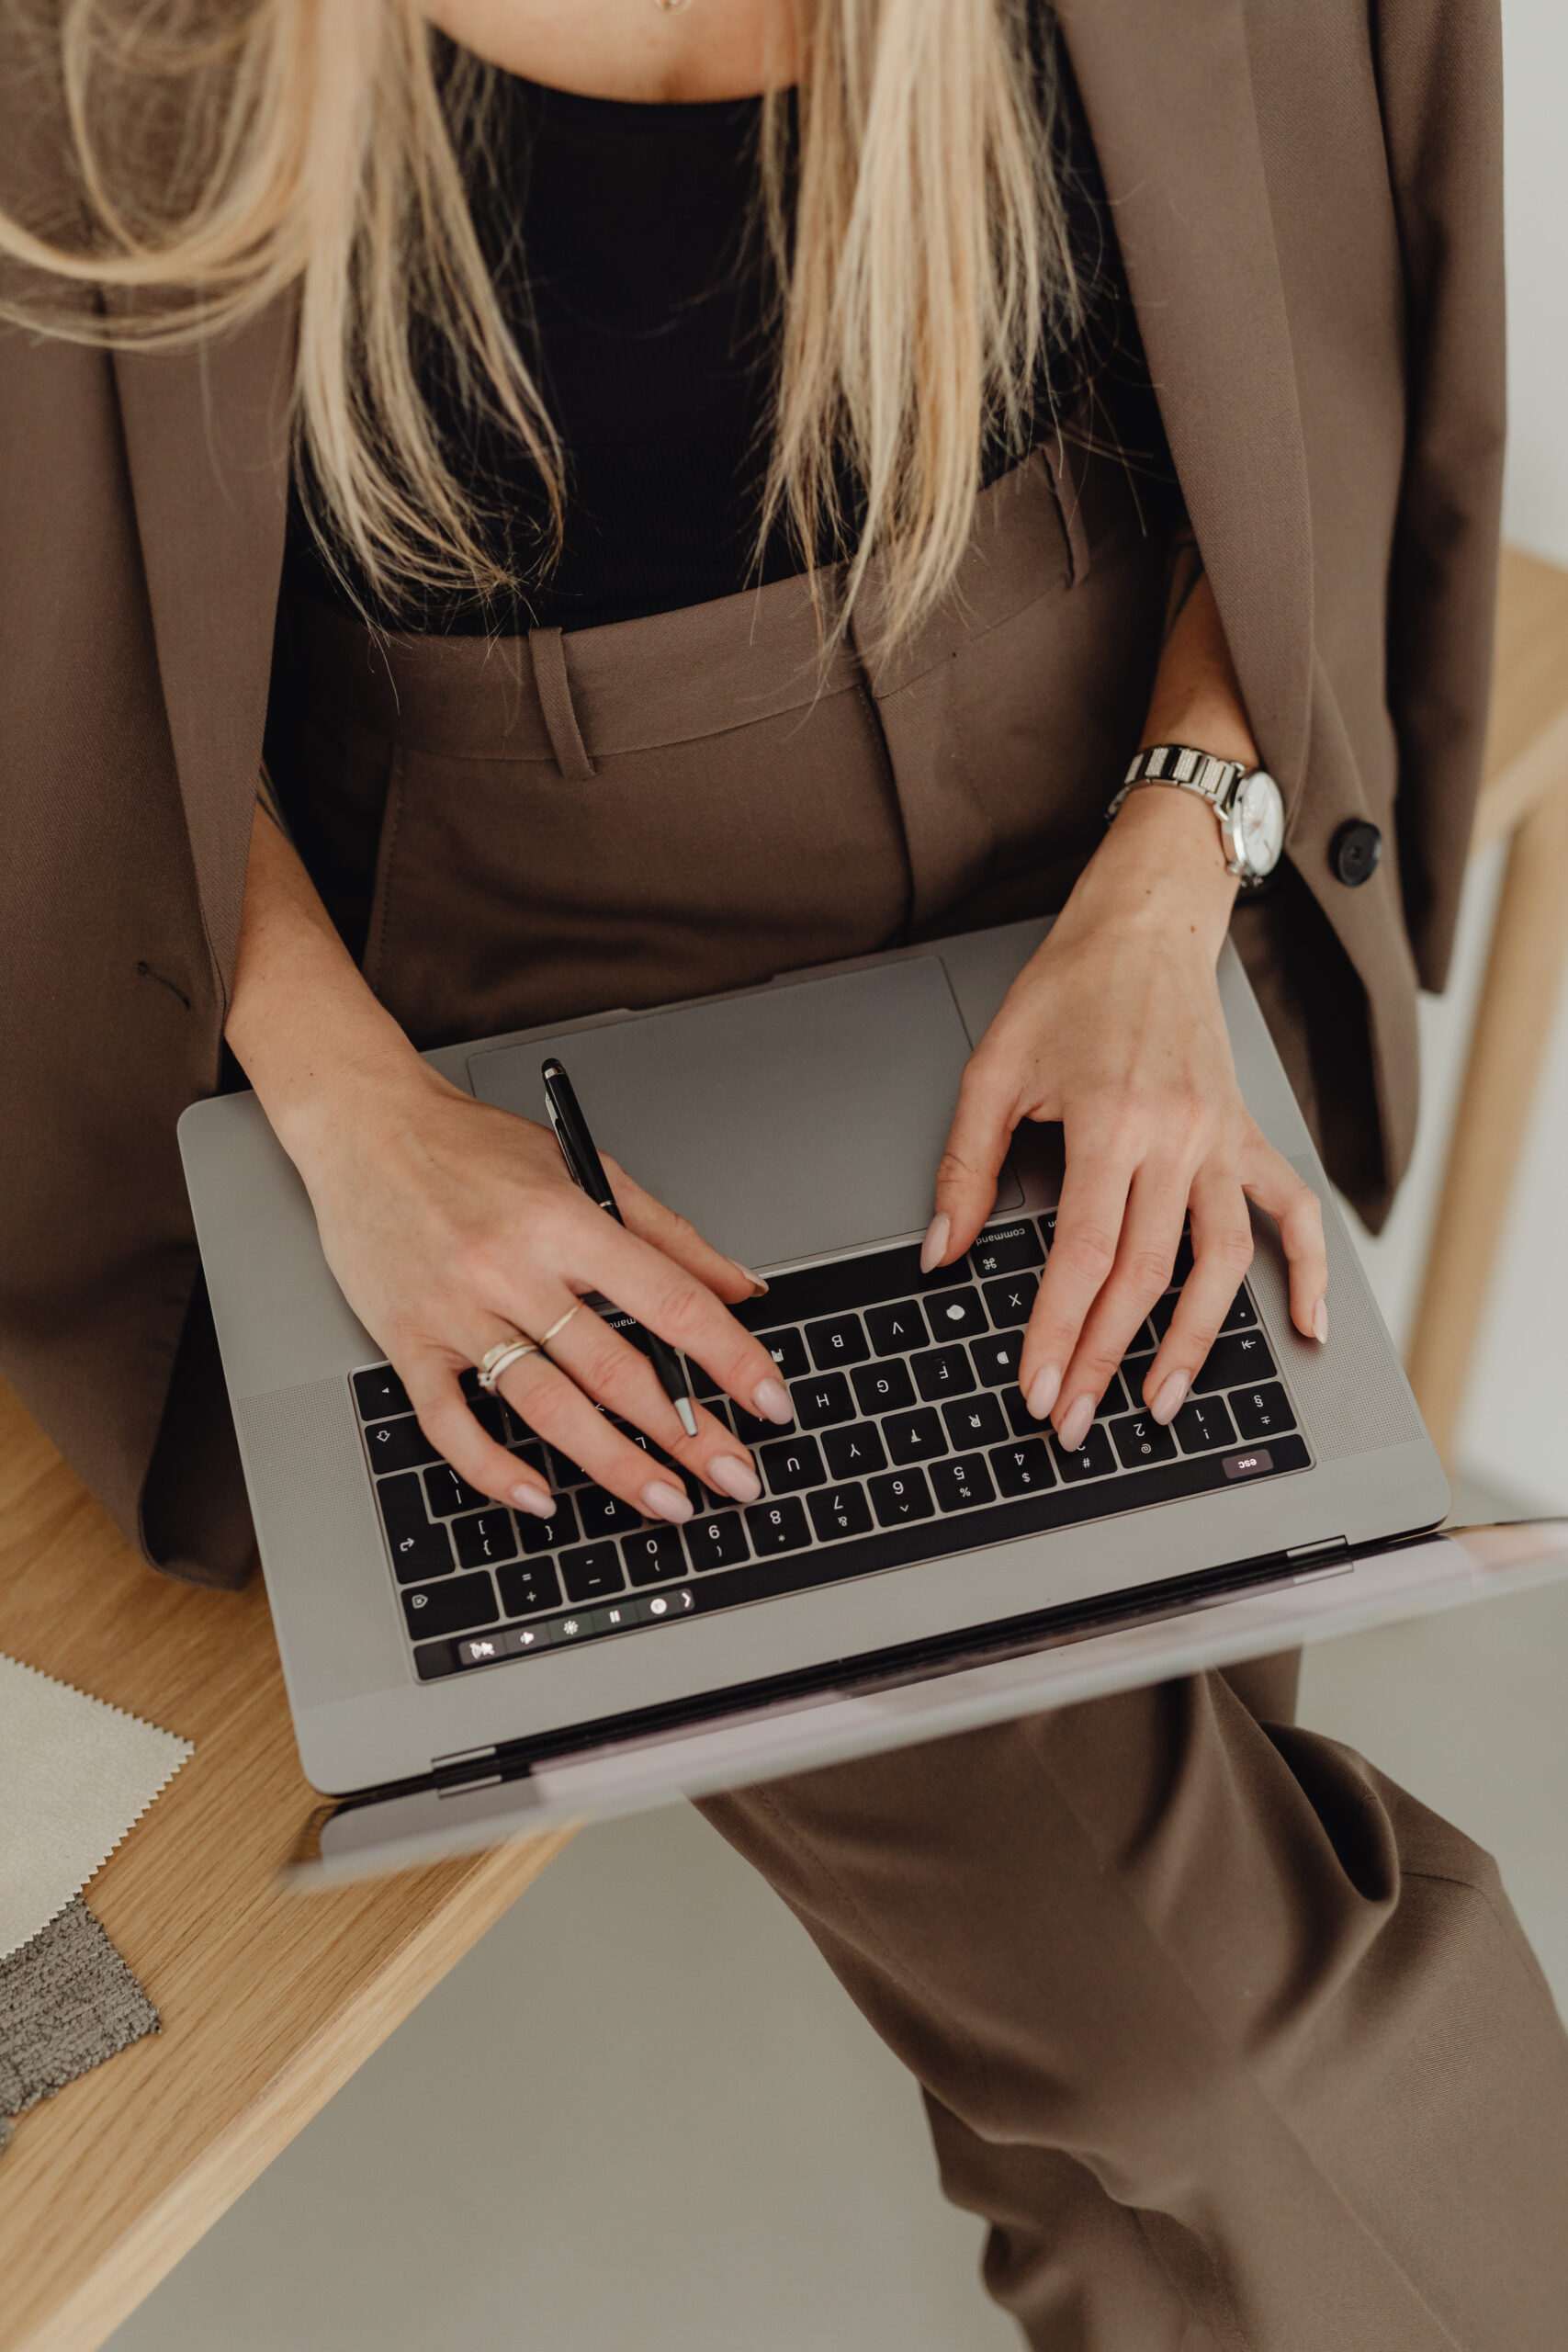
538, 1303, 582, 1351
475, 1336, 539, 1393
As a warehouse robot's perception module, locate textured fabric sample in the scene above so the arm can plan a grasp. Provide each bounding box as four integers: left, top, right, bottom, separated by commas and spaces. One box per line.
0, 1896, 159, 2151
0, 1652, 191, 1960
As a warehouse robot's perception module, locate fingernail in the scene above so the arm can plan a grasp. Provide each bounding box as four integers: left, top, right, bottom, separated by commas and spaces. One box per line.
1313, 1297, 1328, 1346
642, 1478, 694, 1524
1026, 1364, 1062, 1421
1150, 1370, 1190, 1426
919, 1213, 951, 1275
706, 1453, 762, 1503
752, 1376, 794, 1425
729, 1258, 770, 1299
1056, 1392, 1095, 1453
512, 1486, 557, 1518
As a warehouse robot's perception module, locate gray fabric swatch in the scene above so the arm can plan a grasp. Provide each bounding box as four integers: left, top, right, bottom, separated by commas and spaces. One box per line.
0, 1896, 159, 2149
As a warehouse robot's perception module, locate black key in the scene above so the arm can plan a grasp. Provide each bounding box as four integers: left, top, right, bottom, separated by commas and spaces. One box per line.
1003, 1385, 1043, 1436
1148, 1293, 1179, 1340
1222, 1286, 1259, 1332
497, 1558, 563, 1618
981, 1273, 1038, 1329
364, 1414, 440, 1476
731, 1245, 969, 1333
864, 1299, 931, 1357
1093, 1372, 1131, 1420
354, 1364, 411, 1422
400, 1571, 497, 1642
1055, 1424, 1117, 1483
576, 1484, 645, 1539
733, 1399, 789, 1444
1110, 1412, 1178, 1469
684, 1513, 750, 1572
453, 1508, 520, 1569
761, 1435, 827, 1495
468, 1394, 509, 1445
1230, 1383, 1296, 1442
558, 1542, 625, 1603
1173, 1395, 1239, 1453
942, 1392, 1009, 1451
922, 1285, 987, 1343
545, 1443, 589, 1489
378, 1473, 456, 1583
686, 1359, 725, 1402
910, 1344, 976, 1402
805, 1313, 870, 1371
413, 1642, 460, 1681
930, 1453, 997, 1513
1172, 1230, 1195, 1284
623, 1527, 688, 1587
822, 1421, 888, 1478
808, 1484, 874, 1542
423, 1462, 486, 1519
455, 1632, 507, 1668
744, 1497, 813, 1555
991, 1439, 1055, 1496
793, 1372, 859, 1430
458, 1366, 488, 1401
758, 1328, 810, 1381
869, 1468, 935, 1527
852, 1359, 916, 1416
972, 1330, 1025, 1388
1195, 1331, 1277, 1393
883, 1408, 948, 1466
507, 1438, 549, 1484
969, 1221, 1043, 1279
1121, 1354, 1155, 1411
516, 1492, 578, 1555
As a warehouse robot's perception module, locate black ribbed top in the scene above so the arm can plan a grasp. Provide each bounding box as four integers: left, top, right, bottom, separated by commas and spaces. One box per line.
286, 40, 1142, 635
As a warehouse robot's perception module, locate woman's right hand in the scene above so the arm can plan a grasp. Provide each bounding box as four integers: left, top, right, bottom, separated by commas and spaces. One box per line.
225, 803, 785, 1529
286, 1057, 788, 1524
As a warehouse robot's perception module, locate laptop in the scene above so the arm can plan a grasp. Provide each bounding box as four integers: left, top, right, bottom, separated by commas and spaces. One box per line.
177, 916, 1567, 1883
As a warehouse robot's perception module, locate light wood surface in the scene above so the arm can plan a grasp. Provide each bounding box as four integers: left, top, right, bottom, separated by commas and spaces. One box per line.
0, 1380, 575, 2352
1406, 548, 1568, 1459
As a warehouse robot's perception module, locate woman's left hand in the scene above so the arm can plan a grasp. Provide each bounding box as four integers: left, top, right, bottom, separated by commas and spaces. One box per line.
924, 784, 1328, 1453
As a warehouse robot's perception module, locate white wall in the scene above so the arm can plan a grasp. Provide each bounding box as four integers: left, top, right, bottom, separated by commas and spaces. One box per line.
1501, 0, 1568, 565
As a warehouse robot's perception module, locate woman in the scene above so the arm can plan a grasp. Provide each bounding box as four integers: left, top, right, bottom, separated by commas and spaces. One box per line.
4, 0, 1566, 2341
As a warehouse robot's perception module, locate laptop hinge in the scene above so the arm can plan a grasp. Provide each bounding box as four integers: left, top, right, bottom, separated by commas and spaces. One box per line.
432, 1743, 502, 1795
1285, 1535, 1348, 1563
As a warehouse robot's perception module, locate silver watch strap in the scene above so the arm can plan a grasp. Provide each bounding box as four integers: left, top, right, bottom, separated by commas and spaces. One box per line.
1105, 743, 1247, 826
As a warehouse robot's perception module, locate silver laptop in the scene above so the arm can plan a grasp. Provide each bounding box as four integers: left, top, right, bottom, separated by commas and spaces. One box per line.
177, 916, 1566, 1882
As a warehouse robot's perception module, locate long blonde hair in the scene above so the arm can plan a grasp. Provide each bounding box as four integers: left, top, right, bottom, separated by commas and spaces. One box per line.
0, 0, 1078, 650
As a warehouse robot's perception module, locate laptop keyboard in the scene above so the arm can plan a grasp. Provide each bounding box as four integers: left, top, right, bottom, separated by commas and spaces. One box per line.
350, 1215, 1310, 1682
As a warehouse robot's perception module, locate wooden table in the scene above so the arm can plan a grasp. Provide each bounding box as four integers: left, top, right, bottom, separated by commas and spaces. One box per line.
0, 1382, 574, 2352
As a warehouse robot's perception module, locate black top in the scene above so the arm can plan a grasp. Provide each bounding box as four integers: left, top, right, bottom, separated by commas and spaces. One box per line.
286, 37, 1154, 635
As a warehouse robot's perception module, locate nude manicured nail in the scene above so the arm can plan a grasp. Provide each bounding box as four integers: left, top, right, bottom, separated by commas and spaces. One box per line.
1056, 1392, 1095, 1453
729, 1258, 770, 1298
643, 1478, 694, 1524
512, 1486, 557, 1518
920, 1213, 951, 1275
1150, 1370, 1190, 1426
1027, 1364, 1063, 1421
753, 1377, 794, 1425
706, 1453, 762, 1504
1313, 1297, 1329, 1346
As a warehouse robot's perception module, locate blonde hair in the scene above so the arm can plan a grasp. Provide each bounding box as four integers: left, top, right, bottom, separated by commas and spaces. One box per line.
0, 0, 1078, 650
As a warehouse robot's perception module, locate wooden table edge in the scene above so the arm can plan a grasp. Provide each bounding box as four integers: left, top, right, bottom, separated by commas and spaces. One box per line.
11, 1826, 578, 2352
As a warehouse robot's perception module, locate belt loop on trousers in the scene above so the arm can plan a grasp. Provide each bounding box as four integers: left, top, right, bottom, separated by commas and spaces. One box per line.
528, 627, 598, 781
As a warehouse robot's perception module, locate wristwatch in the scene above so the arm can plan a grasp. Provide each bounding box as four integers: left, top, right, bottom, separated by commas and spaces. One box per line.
1106, 743, 1285, 885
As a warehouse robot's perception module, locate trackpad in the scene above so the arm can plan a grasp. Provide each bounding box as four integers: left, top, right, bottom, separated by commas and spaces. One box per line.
467, 958, 1022, 1270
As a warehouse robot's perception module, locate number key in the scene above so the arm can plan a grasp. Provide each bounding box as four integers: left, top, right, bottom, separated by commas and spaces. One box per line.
808, 1485, 874, 1542
869, 1469, 935, 1526
683, 1513, 750, 1572
930, 1454, 996, 1513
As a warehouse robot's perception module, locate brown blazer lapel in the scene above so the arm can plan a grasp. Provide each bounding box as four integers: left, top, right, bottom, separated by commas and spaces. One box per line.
1057, 0, 1314, 799
109, 295, 295, 1002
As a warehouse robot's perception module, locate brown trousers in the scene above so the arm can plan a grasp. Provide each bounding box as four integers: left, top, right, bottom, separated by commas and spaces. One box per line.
278, 449, 1568, 2348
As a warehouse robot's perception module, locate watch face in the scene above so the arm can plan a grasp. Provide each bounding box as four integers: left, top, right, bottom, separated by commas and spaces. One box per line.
1235, 772, 1284, 876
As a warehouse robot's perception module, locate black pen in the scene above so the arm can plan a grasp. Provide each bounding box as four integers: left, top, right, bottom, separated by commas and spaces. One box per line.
540, 1057, 699, 1439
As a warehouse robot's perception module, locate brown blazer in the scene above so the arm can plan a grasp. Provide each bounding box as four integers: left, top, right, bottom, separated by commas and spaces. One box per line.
0, 0, 1505, 1585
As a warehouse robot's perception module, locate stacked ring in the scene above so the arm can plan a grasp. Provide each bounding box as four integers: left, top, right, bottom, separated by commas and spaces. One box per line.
475, 1336, 540, 1393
